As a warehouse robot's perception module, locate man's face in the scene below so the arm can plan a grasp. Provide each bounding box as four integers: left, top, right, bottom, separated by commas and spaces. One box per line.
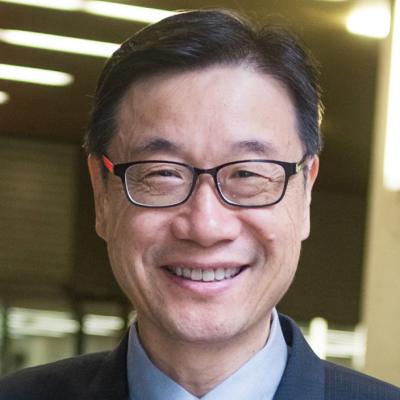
89, 65, 318, 345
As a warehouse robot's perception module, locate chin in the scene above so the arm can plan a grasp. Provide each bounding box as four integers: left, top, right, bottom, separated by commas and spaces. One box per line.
164, 313, 246, 345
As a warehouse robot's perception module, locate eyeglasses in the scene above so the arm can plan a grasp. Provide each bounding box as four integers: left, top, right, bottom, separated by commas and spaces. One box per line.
102, 155, 307, 208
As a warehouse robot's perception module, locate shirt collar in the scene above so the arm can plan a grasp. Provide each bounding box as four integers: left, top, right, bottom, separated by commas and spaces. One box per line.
127, 308, 287, 400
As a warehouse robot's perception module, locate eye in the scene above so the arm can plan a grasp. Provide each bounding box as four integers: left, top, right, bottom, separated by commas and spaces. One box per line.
146, 169, 181, 178
235, 170, 260, 178
140, 169, 186, 187
229, 168, 269, 181
223, 163, 285, 184
126, 163, 189, 187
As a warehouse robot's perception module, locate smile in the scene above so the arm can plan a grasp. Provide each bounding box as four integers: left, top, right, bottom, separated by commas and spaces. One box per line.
166, 266, 245, 282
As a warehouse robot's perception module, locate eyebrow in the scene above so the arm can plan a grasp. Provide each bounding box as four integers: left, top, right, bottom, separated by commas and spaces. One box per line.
231, 140, 278, 157
128, 137, 278, 159
130, 137, 182, 157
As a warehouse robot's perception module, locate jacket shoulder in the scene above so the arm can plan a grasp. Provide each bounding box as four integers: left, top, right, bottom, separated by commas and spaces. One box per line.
0, 351, 109, 400
325, 361, 400, 400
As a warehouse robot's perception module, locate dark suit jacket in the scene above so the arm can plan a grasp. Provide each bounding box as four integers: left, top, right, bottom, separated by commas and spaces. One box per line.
1, 314, 399, 399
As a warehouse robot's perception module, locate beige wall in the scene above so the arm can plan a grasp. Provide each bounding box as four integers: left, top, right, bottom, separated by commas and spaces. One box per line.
362, 12, 400, 386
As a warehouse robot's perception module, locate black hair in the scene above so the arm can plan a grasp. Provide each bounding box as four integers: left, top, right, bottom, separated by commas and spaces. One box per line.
84, 9, 323, 158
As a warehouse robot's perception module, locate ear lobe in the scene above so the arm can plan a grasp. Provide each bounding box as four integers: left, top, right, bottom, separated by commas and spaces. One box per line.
87, 154, 108, 241
306, 155, 319, 205
301, 155, 319, 240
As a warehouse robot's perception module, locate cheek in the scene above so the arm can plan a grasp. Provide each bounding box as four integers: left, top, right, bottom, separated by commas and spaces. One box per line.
105, 207, 172, 304
243, 205, 301, 245
280, 186, 310, 238
106, 202, 174, 268
262, 212, 301, 297
244, 204, 304, 267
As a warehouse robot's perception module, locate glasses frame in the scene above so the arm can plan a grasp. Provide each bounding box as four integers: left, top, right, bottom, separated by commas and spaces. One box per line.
102, 155, 307, 209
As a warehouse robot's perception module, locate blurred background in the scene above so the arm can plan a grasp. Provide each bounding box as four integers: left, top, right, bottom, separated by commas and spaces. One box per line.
0, 0, 399, 386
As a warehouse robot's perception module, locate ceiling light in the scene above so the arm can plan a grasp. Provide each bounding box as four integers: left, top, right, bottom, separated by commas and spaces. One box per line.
0, 29, 118, 57
346, 1, 391, 39
384, 0, 400, 191
83, 314, 124, 336
0, 0, 175, 24
0, 90, 10, 104
8, 308, 79, 337
0, 0, 82, 10
0, 63, 74, 86
308, 317, 328, 359
83, 1, 175, 23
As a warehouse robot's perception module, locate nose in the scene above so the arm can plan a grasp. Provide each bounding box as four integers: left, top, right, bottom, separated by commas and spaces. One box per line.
171, 176, 242, 247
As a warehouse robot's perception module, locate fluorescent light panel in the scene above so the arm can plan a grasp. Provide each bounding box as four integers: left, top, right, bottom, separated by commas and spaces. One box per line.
84, 1, 175, 23
0, 63, 73, 86
0, 0, 82, 10
0, 29, 118, 57
346, 1, 391, 39
6, 308, 124, 337
0, 90, 10, 104
8, 307, 79, 336
83, 314, 124, 336
308, 317, 328, 359
384, 0, 400, 190
0, 0, 175, 24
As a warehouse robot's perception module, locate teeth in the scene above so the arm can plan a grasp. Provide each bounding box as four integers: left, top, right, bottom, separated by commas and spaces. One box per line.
202, 270, 215, 282
225, 268, 234, 278
169, 266, 242, 282
191, 269, 202, 281
215, 268, 225, 281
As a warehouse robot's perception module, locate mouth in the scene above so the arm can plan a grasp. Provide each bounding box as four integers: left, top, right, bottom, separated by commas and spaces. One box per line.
164, 265, 247, 282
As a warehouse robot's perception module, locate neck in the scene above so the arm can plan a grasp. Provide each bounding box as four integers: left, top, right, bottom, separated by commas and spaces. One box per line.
136, 314, 272, 397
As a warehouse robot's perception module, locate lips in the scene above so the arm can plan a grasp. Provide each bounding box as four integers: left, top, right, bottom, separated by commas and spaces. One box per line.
165, 265, 245, 282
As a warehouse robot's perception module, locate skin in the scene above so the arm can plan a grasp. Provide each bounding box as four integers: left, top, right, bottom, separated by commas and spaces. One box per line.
88, 65, 319, 396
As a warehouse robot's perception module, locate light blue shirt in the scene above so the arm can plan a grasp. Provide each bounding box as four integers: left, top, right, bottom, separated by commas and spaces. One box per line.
127, 309, 287, 400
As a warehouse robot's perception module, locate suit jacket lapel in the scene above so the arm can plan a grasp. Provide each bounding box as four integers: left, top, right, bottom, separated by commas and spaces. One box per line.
89, 332, 130, 400
273, 314, 325, 400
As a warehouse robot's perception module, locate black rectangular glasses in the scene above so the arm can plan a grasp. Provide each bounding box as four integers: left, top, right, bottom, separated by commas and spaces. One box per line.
102, 155, 306, 208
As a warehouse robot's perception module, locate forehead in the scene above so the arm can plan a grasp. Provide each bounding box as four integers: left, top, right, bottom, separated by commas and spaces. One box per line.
112, 65, 302, 162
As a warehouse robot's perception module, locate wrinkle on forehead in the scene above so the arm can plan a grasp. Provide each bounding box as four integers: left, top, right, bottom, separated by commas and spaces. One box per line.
111, 74, 188, 160
110, 65, 302, 163
108, 135, 284, 164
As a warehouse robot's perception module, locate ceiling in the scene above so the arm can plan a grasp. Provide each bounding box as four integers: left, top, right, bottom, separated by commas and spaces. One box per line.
0, 0, 382, 195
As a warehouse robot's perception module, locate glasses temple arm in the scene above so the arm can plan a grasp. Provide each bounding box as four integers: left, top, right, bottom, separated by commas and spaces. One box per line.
102, 155, 114, 174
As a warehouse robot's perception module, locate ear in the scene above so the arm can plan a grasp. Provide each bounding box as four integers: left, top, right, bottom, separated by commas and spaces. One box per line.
87, 154, 108, 241
305, 155, 319, 203
301, 155, 319, 240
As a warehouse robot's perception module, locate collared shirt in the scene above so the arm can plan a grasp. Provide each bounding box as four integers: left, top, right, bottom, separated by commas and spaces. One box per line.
127, 308, 288, 400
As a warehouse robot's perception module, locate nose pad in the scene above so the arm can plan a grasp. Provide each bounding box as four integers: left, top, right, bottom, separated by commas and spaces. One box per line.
171, 177, 241, 247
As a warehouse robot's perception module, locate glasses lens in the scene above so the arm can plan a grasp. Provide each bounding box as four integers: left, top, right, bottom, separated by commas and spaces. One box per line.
218, 161, 286, 206
125, 162, 193, 207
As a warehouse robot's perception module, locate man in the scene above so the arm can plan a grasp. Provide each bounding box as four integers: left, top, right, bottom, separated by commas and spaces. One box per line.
1, 9, 399, 400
